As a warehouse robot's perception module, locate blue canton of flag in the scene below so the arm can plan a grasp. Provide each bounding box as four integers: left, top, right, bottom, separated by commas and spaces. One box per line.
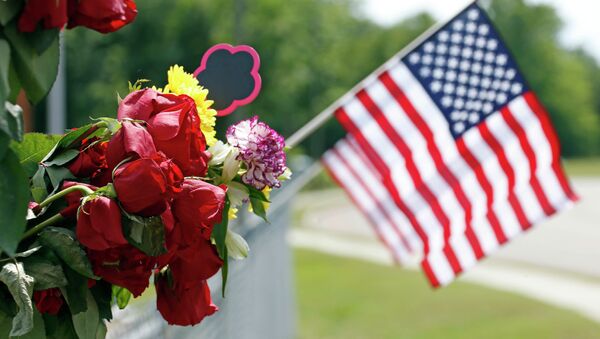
404, 4, 528, 138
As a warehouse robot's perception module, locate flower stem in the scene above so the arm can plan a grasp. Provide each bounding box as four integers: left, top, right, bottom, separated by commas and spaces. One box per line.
38, 185, 95, 209
21, 213, 64, 241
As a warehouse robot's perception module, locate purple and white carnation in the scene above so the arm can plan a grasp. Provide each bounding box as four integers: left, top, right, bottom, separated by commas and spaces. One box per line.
226, 116, 287, 190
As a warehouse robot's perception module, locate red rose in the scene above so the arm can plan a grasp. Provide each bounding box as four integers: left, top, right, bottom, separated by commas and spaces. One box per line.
172, 179, 226, 239
68, 139, 108, 179
33, 288, 64, 315
155, 274, 217, 326
106, 121, 157, 171
67, 0, 137, 33
168, 236, 223, 288
59, 181, 98, 219
18, 0, 68, 32
118, 89, 210, 176
77, 196, 127, 250
113, 154, 183, 216
87, 245, 155, 297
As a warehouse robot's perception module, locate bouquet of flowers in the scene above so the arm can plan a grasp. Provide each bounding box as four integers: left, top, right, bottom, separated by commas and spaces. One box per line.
0, 65, 290, 337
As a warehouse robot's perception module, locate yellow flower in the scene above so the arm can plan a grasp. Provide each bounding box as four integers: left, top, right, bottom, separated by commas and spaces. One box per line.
162, 65, 218, 146
228, 207, 239, 220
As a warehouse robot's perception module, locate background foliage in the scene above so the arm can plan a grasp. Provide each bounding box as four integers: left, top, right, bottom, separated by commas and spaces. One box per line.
56, 0, 600, 157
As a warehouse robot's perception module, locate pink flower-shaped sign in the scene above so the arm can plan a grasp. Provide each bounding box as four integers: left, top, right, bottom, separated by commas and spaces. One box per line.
194, 44, 262, 116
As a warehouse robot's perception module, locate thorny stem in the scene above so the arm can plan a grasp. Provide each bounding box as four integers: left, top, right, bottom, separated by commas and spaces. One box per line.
38, 184, 94, 209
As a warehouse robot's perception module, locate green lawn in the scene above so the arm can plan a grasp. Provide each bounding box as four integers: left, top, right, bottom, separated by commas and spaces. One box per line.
563, 158, 600, 177
295, 249, 600, 339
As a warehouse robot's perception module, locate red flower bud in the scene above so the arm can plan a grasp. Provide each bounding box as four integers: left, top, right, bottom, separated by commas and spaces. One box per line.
33, 288, 64, 315
155, 275, 217, 326
113, 154, 183, 216
68, 140, 108, 179
67, 0, 137, 33
59, 181, 98, 219
172, 179, 226, 238
18, 0, 67, 32
77, 196, 127, 250
87, 245, 155, 297
118, 89, 210, 176
106, 121, 157, 171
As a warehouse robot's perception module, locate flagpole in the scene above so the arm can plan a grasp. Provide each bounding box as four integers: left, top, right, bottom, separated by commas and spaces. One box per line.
285, 0, 477, 148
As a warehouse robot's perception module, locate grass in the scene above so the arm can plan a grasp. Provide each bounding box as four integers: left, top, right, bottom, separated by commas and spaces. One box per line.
295, 249, 600, 339
563, 158, 600, 177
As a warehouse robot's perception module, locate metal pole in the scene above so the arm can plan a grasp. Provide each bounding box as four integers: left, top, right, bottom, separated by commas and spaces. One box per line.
284, 1, 477, 148
46, 32, 66, 134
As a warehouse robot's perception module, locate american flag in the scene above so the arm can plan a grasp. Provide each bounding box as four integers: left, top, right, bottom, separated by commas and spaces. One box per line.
322, 3, 578, 287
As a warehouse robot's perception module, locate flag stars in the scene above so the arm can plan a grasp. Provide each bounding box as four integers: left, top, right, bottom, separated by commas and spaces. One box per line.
505, 68, 516, 79
435, 56, 447, 66
422, 54, 433, 65
448, 57, 459, 68
464, 35, 475, 46
484, 52, 495, 63
451, 32, 462, 44
433, 68, 444, 79
409, 53, 420, 64
511, 83, 523, 94
478, 24, 489, 35
424, 42, 435, 53
454, 122, 466, 133
430, 81, 442, 93
496, 54, 508, 65
420, 67, 432, 78
449, 45, 461, 56
487, 39, 498, 50
438, 31, 450, 42
442, 96, 453, 107
462, 47, 473, 58
446, 70, 457, 81
483, 102, 494, 114
468, 9, 479, 20
466, 22, 477, 33
453, 20, 465, 31
473, 50, 484, 61
444, 83, 455, 94
436, 43, 448, 54
476, 37, 487, 48
458, 73, 469, 84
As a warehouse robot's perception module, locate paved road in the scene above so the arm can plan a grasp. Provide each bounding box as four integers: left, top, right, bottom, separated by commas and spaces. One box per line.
291, 178, 600, 322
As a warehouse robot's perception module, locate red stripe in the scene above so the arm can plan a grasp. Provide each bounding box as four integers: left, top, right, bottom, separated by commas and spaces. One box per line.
523, 92, 579, 202
478, 123, 531, 230
380, 72, 484, 260
332, 146, 414, 253
322, 155, 402, 265
455, 139, 508, 244
356, 90, 454, 244
421, 259, 441, 288
501, 106, 556, 216
335, 108, 432, 253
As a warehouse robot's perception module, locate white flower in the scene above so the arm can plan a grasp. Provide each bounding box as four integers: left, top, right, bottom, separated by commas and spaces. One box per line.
227, 181, 249, 208
225, 229, 249, 259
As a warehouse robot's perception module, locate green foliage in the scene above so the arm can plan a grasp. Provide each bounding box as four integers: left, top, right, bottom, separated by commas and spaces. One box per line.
0, 148, 29, 255
121, 215, 168, 257
212, 199, 229, 295
10, 133, 62, 177
0, 262, 35, 337
112, 286, 132, 310
38, 227, 98, 280
22, 256, 68, 291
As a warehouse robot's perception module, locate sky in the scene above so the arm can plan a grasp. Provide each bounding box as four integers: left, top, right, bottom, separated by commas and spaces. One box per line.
360, 0, 600, 62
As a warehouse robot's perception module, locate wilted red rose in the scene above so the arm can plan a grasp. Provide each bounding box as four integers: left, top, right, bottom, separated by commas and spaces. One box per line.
171, 179, 226, 238
33, 288, 64, 315
118, 89, 210, 176
59, 181, 98, 219
18, 0, 68, 32
67, 0, 137, 33
68, 139, 108, 179
87, 244, 155, 296
155, 273, 217, 326
77, 196, 127, 250
113, 154, 183, 216
168, 236, 223, 288
106, 121, 156, 171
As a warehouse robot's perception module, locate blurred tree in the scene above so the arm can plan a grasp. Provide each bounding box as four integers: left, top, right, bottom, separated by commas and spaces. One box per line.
63, 0, 599, 157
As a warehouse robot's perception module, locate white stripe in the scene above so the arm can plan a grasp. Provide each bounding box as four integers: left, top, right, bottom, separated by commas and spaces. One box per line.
486, 112, 546, 224
322, 151, 411, 262
387, 63, 501, 254
509, 97, 572, 210
427, 250, 456, 286
343, 98, 447, 253
461, 125, 523, 238
365, 80, 477, 269
337, 140, 423, 253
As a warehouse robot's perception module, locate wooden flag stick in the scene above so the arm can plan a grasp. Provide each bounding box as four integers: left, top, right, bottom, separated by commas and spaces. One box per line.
285, 0, 477, 148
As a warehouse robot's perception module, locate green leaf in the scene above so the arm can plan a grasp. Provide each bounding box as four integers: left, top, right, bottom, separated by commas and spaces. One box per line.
30, 167, 47, 203
0, 131, 8, 160
0, 39, 10, 105
121, 215, 167, 256
0, 307, 12, 338
42, 123, 96, 163
211, 199, 230, 296
4, 23, 59, 104
45, 166, 74, 190
22, 257, 68, 291
0, 149, 29, 255
90, 281, 112, 321
248, 186, 270, 202
0, 101, 24, 142
26, 28, 60, 55
60, 267, 87, 315
70, 291, 100, 339
44, 149, 79, 167
0, 0, 22, 26
38, 228, 98, 280
249, 195, 268, 222
18, 307, 46, 339
10, 133, 62, 177
0, 262, 35, 337
111, 286, 132, 310
42, 311, 78, 339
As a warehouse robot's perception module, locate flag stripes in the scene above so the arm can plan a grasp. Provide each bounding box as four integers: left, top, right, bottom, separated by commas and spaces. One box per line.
323, 58, 577, 287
